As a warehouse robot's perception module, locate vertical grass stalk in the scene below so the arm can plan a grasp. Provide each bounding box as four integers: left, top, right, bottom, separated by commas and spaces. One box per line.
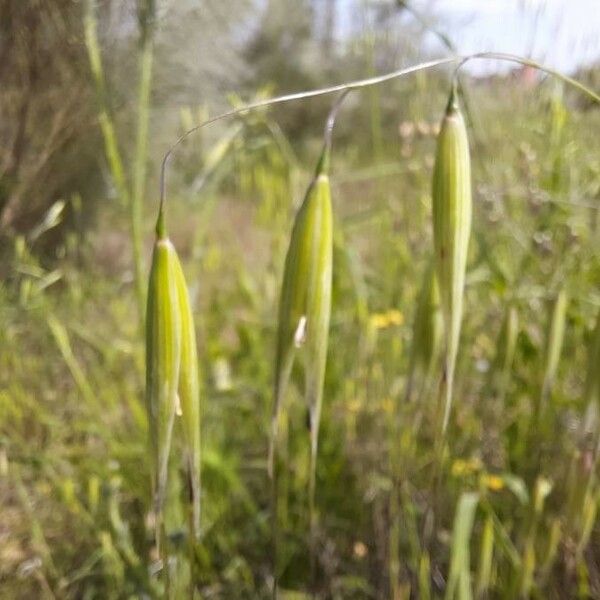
84, 0, 154, 322
132, 0, 156, 316
492, 303, 519, 401
540, 289, 568, 409
145, 210, 181, 555
83, 0, 130, 210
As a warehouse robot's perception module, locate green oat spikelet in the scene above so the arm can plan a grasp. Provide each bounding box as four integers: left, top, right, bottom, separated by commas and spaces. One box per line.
267, 91, 346, 593
269, 94, 346, 488
173, 251, 201, 542
145, 205, 202, 553
145, 211, 182, 545
268, 141, 334, 593
432, 83, 472, 433
269, 147, 333, 478
304, 150, 333, 466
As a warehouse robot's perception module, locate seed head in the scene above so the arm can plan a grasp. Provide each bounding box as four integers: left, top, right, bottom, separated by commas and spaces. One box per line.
145, 225, 181, 532
431, 84, 472, 433
145, 210, 201, 545
270, 148, 333, 477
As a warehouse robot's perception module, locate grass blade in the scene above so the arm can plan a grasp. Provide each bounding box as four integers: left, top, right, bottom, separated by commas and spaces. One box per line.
445, 492, 479, 600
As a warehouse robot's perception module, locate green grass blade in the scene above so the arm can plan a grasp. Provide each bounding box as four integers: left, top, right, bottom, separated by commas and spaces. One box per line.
131, 2, 155, 315
541, 289, 568, 404
475, 514, 494, 599
47, 315, 95, 405
584, 306, 600, 405
445, 492, 479, 600
83, 0, 130, 208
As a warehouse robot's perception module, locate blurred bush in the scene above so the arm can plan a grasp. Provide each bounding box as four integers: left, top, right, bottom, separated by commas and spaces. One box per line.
0, 0, 100, 250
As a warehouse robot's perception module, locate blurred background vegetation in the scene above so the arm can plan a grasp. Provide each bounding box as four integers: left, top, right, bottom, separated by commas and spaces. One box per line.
2, 0, 600, 597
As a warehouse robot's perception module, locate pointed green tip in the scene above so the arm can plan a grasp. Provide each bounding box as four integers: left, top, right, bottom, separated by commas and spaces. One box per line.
445, 80, 459, 115
155, 209, 167, 239
315, 144, 330, 177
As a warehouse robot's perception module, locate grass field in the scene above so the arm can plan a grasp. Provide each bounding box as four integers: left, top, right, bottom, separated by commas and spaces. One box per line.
2, 51, 600, 598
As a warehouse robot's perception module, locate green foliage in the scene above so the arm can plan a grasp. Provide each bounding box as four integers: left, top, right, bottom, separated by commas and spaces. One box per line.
4, 21, 600, 599
445, 492, 479, 600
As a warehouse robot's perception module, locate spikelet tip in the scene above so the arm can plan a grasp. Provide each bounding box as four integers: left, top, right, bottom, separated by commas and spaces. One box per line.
445, 79, 459, 115
156, 209, 167, 239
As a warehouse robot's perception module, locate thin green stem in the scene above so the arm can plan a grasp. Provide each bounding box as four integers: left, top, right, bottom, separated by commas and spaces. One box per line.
132, 27, 154, 318
423, 374, 448, 548
309, 426, 318, 596
396, 0, 477, 135
317, 90, 350, 175
270, 450, 279, 600
455, 52, 600, 103
84, 0, 151, 326
159, 52, 599, 215
159, 56, 457, 210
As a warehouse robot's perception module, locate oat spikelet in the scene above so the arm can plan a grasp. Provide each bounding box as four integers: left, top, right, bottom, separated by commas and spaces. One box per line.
432, 84, 472, 433
145, 211, 182, 546
269, 148, 333, 479
145, 205, 202, 552
173, 252, 201, 541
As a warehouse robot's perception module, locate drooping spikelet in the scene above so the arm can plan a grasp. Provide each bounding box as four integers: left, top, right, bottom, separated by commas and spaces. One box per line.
145, 212, 182, 537
173, 252, 201, 541
145, 210, 201, 547
270, 148, 333, 479
431, 84, 472, 433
